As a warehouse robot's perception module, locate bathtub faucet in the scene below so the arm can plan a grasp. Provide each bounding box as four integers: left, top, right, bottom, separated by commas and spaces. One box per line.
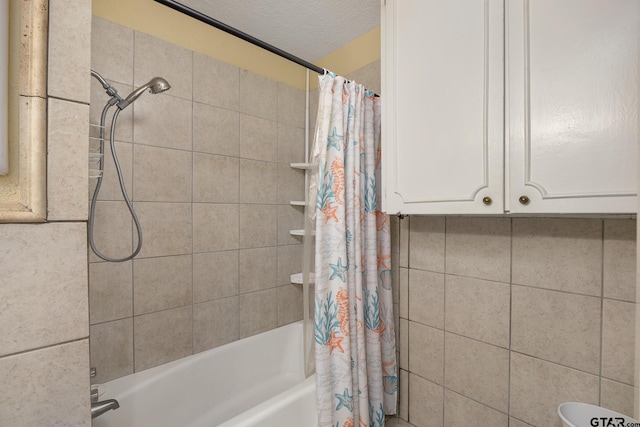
91, 399, 120, 419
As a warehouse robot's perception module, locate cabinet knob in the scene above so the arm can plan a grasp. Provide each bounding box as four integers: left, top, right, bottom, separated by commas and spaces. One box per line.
519, 195, 530, 205
482, 196, 492, 206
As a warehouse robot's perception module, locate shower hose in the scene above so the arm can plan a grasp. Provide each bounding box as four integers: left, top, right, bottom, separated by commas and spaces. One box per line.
88, 101, 143, 262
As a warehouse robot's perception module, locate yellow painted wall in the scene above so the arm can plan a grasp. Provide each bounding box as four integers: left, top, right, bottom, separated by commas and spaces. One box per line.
92, 0, 381, 90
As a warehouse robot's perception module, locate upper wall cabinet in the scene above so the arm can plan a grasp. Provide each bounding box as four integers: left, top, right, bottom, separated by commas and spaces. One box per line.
381, 0, 638, 215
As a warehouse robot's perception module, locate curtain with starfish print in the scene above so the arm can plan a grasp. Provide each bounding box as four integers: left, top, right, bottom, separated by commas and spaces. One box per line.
310, 72, 397, 427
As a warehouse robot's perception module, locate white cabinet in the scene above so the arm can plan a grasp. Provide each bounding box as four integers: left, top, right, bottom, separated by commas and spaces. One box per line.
382, 0, 638, 215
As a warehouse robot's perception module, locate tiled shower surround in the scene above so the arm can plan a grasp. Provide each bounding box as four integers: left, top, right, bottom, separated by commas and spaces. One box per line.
89, 17, 307, 383
392, 216, 636, 427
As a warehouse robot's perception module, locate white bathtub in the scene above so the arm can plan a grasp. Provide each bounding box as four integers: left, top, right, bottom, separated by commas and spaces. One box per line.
92, 321, 317, 427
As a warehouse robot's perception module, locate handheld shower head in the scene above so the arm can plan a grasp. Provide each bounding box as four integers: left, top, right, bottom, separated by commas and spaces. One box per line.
118, 77, 171, 110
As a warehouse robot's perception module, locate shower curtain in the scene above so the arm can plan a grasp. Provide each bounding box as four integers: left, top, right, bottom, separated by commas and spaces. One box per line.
309, 73, 397, 427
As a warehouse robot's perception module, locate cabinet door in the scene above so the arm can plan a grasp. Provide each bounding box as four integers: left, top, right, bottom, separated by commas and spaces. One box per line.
508, 0, 638, 214
382, 0, 505, 214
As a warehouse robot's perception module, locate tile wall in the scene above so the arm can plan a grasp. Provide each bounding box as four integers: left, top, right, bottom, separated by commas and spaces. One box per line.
0, 0, 92, 425
89, 17, 307, 383
395, 216, 636, 427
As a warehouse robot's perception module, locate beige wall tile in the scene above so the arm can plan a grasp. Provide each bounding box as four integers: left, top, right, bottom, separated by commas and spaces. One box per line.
445, 275, 510, 348
277, 284, 303, 325
277, 205, 304, 245
193, 102, 239, 156
510, 352, 599, 427
193, 153, 239, 203
0, 223, 88, 356
193, 250, 239, 303
134, 31, 192, 100
91, 17, 134, 85
408, 321, 444, 385
443, 389, 508, 427
133, 145, 192, 202
239, 247, 277, 293
239, 69, 277, 121
400, 267, 409, 319
400, 217, 410, 267
603, 219, 636, 302
89, 201, 133, 262
0, 340, 90, 427
239, 204, 277, 248
408, 269, 444, 329
399, 318, 409, 370
89, 261, 133, 325
134, 306, 192, 371
602, 299, 635, 385
47, 99, 89, 220
445, 217, 510, 283
133, 255, 192, 315
278, 125, 305, 164
409, 374, 443, 427
512, 218, 602, 296
193, 297, 239, 353
390, 215, 400, 255
600, 379, 635, 418
276, 244, 303, 286
398, 369, 409, 421
93, 142, 134, 202
512, 285, 601, 374
135, 202, 192, 258
90, 318, 133, 384
444, 333, 509, 412
239, 289, 277, 338
192, 203, 239, 252
277, 83, 305, 128
48, 0, 91, 103
134, 94, 192, 151
240, 114, 277, 162
277, 163, 305, 204
193, 53, 239, 110
240, 159, 278, 204
409, 216, 445, 272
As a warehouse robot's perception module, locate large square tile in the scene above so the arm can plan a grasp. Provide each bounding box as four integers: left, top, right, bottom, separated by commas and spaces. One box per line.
135, 202, 192, 258
510, 353, 599, 427
409, 216, 445, 272
193, 53, 239, 110
89, 318, 133, 384
409, 374, 443, 427
193, 153, 239, 203
408, 321, 443, 385
134, 306, 192, 371
512, 218, 602, 296
444, 333, 509, 412
511, 285, 601, 374
601, 299, 635, 385
239, 289, 277, 338
240, 114, 277, 162
239, 247, 277, 293
193, 102, 239, 156
443, 389, 508, 427
445, 217, 510, 283
133, 255, 192, 315
192, 203, 238, 252
408, 269, 444, 329
445, 275, 510, 348
89, 261, 133, 325
193, 250, 239, 303
603, 219, 636, 302
193, 297, 240, 353
133, 145, 192, 202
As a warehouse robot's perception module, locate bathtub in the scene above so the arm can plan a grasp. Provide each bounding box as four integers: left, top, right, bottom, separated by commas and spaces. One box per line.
92, 321, 317, 427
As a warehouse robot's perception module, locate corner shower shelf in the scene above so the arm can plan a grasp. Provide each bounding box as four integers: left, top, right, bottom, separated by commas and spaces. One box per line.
290, 272, 315, 285
290, 229, 315, 237
290, 162, 311, 170
290, 201, 305, 207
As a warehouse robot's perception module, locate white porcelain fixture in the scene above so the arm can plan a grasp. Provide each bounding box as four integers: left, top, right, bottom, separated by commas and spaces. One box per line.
93, 321, 316, 427
558, 402, 639, 427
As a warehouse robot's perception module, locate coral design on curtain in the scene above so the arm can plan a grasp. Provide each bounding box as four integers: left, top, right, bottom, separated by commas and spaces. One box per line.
310, 73, 397, 427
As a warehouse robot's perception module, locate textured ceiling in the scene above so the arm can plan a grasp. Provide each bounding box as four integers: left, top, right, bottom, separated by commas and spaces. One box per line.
177, 0, 380, 62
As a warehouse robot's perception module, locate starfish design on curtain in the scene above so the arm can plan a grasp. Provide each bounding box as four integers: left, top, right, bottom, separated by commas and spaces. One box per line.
335, 388, 354, 412
329, 258, 348, 282
328, 127, 344, 150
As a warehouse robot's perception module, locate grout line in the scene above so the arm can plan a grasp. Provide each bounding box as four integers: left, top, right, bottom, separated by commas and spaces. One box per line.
598, 219, 605, 405
442, 216, 447, 427
507, 216, 513, 420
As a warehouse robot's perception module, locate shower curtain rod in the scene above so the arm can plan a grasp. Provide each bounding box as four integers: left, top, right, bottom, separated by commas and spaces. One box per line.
153, 0, 326, 75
